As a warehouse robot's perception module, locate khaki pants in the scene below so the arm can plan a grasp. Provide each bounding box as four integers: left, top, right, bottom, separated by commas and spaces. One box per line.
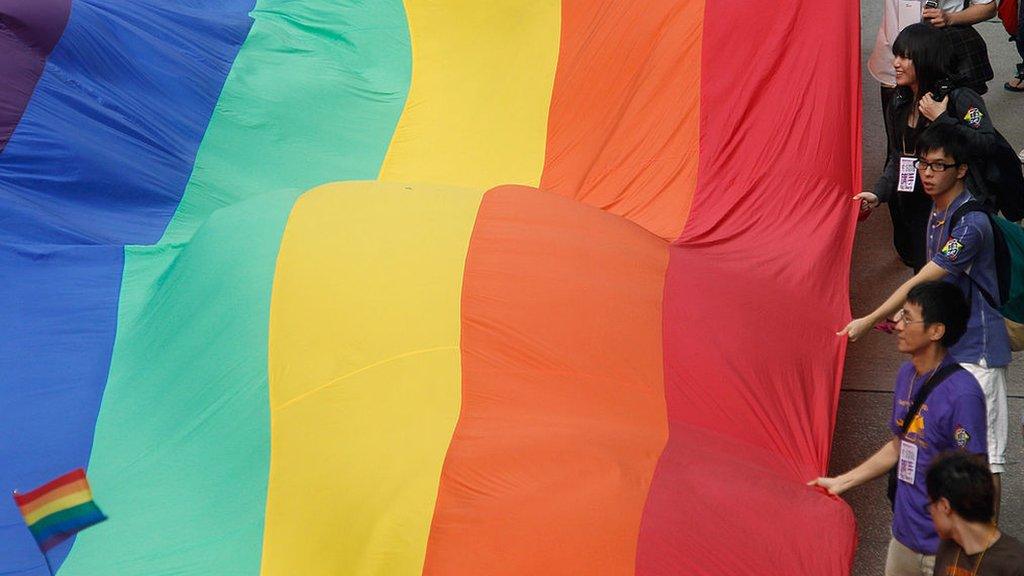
885, 537, 934, 576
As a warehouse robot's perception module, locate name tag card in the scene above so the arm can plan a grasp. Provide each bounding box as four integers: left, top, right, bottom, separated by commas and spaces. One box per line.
898, 440, 919, 484
898, 156, 917, 192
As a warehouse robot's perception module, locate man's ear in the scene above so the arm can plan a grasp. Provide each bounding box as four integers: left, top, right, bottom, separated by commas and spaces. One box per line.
928, 322, 946, 343
957, 163, 968, 180
936, 497, 953, 516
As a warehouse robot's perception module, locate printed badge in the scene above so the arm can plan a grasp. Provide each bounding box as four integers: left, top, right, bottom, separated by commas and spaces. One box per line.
963, 107, 984, 129
899, 440, 919, 484
954, 425, 971, 448
898, 156, 917, 193
941, 238, 964, 261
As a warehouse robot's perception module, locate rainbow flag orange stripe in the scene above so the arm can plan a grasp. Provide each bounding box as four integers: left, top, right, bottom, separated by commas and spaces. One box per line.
13, 469, 106, 552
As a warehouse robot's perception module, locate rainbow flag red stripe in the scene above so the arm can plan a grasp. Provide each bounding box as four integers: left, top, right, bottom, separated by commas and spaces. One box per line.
13, 469, 106, 552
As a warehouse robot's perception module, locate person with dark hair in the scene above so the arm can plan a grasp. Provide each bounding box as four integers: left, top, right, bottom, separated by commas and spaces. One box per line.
812, 282, 987, 576
927, 452, 1024, 575
858, 23, 998, 272
844, 123, 1011, 520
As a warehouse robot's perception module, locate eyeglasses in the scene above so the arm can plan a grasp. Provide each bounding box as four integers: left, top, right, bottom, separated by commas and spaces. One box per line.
914, 159, 960, 173
894, 309, 926, 326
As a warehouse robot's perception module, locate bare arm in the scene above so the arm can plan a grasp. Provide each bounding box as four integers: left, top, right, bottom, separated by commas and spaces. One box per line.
949, 2, 997, 26
839, 261, 948, 341
923, 3, 996, 27
808, 438, 900, 496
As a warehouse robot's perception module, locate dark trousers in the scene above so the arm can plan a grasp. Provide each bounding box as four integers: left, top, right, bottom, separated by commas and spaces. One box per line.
888, 189, 931, 272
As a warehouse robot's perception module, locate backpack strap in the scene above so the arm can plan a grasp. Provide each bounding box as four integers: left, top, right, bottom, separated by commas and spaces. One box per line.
946, 200, 1002, 309
944, 88, 983, 123
948, 199, 989, 229
945, 87, 967, 119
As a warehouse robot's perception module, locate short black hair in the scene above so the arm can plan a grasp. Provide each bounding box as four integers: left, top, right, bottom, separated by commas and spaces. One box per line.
892, 23, 952, 95
906, 281, 969, 348
917, 123, 971, 166
926, 451, 994, 523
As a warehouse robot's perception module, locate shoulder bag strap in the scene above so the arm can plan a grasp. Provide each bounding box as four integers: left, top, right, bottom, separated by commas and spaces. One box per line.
900, 363, 965, 435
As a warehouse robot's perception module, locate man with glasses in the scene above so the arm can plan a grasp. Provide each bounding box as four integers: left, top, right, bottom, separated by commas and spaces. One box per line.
812, 282, 987, 576
840, 123, 1009, 516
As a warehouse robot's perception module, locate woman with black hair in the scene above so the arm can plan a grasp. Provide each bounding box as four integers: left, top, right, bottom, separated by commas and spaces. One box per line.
857, 23, 997, 272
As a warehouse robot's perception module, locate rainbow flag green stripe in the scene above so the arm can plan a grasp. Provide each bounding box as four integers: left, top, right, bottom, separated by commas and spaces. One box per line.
159, 0, 411, 243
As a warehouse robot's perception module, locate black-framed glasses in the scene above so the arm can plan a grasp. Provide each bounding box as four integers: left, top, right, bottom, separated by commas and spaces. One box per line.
914, 159, 959, 172
894, 309, 926, 326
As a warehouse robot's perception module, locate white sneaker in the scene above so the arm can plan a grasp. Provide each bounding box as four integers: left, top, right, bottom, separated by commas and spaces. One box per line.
1018, 148, 1024, 164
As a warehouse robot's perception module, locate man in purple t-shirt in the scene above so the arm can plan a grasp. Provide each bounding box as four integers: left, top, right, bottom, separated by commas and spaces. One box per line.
811, 281, 987, 576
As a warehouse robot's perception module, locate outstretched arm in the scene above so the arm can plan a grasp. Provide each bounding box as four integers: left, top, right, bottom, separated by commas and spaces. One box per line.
808, 438, 900, 496
838, 261, 947, 341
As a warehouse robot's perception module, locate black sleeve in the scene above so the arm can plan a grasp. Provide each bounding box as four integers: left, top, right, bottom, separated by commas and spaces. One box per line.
873, 103, 899, 204
932, 89, 997, 155
873, 153, 898, 204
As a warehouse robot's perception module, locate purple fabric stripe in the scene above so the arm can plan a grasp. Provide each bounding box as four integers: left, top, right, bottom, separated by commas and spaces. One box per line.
0, 0, 71, 151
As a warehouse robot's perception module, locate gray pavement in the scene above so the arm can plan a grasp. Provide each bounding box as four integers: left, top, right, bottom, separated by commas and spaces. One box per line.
835, 4, 1024, 574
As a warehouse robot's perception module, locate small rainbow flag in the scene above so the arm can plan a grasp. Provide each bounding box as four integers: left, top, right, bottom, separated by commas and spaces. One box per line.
13, 469, 107, 553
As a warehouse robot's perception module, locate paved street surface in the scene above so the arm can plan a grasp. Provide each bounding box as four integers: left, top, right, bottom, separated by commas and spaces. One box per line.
834, 4, 1024, 573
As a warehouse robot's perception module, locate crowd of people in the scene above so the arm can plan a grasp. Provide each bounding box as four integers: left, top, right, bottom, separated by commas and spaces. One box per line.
807, 2, 1024, 575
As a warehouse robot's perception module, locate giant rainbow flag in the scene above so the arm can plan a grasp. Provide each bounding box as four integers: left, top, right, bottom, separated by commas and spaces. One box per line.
2, 0, 862, 574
